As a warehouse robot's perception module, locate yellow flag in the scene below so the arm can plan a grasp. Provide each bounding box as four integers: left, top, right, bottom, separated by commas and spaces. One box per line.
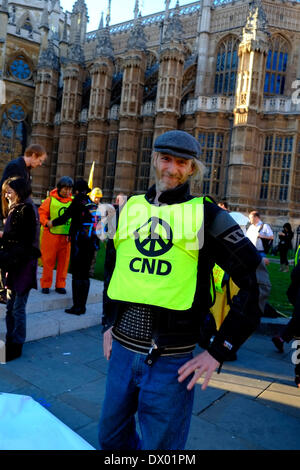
88, 161, 95, 189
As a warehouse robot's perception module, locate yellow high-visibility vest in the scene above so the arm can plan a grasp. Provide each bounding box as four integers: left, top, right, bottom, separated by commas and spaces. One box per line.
107, 194, 204, 310
49, 197, 72, 235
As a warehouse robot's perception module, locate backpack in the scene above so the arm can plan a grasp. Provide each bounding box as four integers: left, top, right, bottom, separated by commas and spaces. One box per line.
210, 264, 240, 330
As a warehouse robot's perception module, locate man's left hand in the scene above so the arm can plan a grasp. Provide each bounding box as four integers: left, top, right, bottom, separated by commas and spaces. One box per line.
178, 350, 220, 391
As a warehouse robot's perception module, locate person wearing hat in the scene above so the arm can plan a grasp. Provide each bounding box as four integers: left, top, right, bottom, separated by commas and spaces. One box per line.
39, 176, 73, 295
47, 179, 99, 315
89, 187, 103, 205
98, 130, 270, 450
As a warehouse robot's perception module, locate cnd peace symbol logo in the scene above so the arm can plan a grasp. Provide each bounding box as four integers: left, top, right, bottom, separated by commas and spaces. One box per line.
133, 217, 173, 257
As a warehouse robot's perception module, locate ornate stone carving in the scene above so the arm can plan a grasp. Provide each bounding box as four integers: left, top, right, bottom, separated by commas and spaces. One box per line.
96, 26, 114, 59
163, 1, 184, 44
127, 15, 147, 51
38, 41, 59, 71
67, 40, 85, 65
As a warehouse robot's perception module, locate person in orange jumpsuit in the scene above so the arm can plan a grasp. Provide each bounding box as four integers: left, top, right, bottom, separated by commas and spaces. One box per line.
39, 177, 73, 294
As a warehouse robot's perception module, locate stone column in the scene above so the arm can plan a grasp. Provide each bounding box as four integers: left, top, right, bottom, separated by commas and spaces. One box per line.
56, 63, 84, 178
195, 0, 212, 96
227, 2, 269, 211
31, 40, 59, 196
154, 44, 185, 139
85, 57, 114, 185
0, 1, 8, 80
113, 51, 146, 196
153, 3, 185, 140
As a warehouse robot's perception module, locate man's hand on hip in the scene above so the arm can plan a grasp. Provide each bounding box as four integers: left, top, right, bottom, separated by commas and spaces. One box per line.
177, 350, 220, 391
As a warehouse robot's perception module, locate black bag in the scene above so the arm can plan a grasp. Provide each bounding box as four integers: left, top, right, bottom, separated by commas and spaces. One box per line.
261, 237, 273, 254
258, 224, 273, 254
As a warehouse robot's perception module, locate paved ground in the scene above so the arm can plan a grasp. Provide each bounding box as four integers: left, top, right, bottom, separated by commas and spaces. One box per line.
1, 323, 300, 450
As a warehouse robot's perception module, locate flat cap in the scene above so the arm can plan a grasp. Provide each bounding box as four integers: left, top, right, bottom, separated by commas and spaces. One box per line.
154, 130, 201, 160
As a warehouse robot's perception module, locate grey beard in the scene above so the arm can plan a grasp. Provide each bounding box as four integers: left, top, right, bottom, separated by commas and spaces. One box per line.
155, 174, 176, 192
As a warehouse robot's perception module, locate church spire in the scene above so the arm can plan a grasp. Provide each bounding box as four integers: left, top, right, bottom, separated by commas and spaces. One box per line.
106, 0, 111, 27
96, 24, 114, 59
134, 0, 139, 20
98, 11, 104, 29
127, 11, 146, 50
60, 12, 68, 43
163, 0, 183, 44
69, 0, 88, 45
243, 0, 269, 41
39, 0, 49, 31
164, 0, 170, 19
0, 0, 8, 14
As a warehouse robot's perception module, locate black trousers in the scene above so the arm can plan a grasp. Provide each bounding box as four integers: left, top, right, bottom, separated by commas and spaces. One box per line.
70, 237, 96, 280
279, 246, 289, 265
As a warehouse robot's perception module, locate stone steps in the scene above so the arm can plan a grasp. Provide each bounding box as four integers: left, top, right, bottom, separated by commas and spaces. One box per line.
0, 268, 104, 343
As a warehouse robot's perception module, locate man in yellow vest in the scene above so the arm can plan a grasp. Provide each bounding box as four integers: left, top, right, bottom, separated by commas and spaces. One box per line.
39, 177, 73, 294
98, 130, 271, 450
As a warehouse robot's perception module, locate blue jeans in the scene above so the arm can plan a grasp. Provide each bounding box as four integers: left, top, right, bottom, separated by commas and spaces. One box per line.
5, 289, 29, 344
98, 340, 195, 450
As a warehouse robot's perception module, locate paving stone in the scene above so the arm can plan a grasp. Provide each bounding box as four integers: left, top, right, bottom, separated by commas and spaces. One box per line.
186, 414, 261, 450
198, 393, 300, 450
57, 375, 107, 421
1, 325, 300, 450
2, 351, 102, 396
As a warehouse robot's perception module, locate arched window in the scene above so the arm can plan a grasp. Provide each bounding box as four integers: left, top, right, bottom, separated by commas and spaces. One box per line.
264, 36, 289, 96
82, 75, 91, 110
260, 134, 293, 202
103, 134, 119, 199
181, 64, 196, 105
135, 133, 153, 193
197, 131, 226, 197
214, 36, 239, 96
22, 17, 33, 34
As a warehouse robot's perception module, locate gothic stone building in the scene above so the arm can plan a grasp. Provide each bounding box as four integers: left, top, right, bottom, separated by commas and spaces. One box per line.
1, 0, 300, 230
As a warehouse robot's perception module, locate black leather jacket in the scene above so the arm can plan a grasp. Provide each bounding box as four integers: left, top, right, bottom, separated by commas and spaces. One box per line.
102, 183, 271, 363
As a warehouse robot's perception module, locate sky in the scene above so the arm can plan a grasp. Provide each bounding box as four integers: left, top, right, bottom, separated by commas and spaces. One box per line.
60, 0, 195, 32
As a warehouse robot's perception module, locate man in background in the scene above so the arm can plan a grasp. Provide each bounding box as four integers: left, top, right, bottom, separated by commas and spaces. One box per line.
246, 210, 274, 258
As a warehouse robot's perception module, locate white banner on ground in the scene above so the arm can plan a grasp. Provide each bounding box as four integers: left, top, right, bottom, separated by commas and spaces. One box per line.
0, 392, 95, 450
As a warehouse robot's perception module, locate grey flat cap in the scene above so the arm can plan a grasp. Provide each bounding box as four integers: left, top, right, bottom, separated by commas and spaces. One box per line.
154, 130, 201, 160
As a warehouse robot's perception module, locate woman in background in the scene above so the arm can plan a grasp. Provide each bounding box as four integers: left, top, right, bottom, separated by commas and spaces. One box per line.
278, 223, 294, 272
0, 177, 40, 361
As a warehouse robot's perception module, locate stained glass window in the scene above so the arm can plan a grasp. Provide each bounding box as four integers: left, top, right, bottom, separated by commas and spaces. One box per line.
260, 135, 293, 201
214, 36, 239, 96
9, 56, 31, 80
7, 103, 26, 122
264, 36, 289, 96
1, 112, 13, 139
136, 134, 153, 192
0, 105, 27, 159
198, 132, 226, 197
